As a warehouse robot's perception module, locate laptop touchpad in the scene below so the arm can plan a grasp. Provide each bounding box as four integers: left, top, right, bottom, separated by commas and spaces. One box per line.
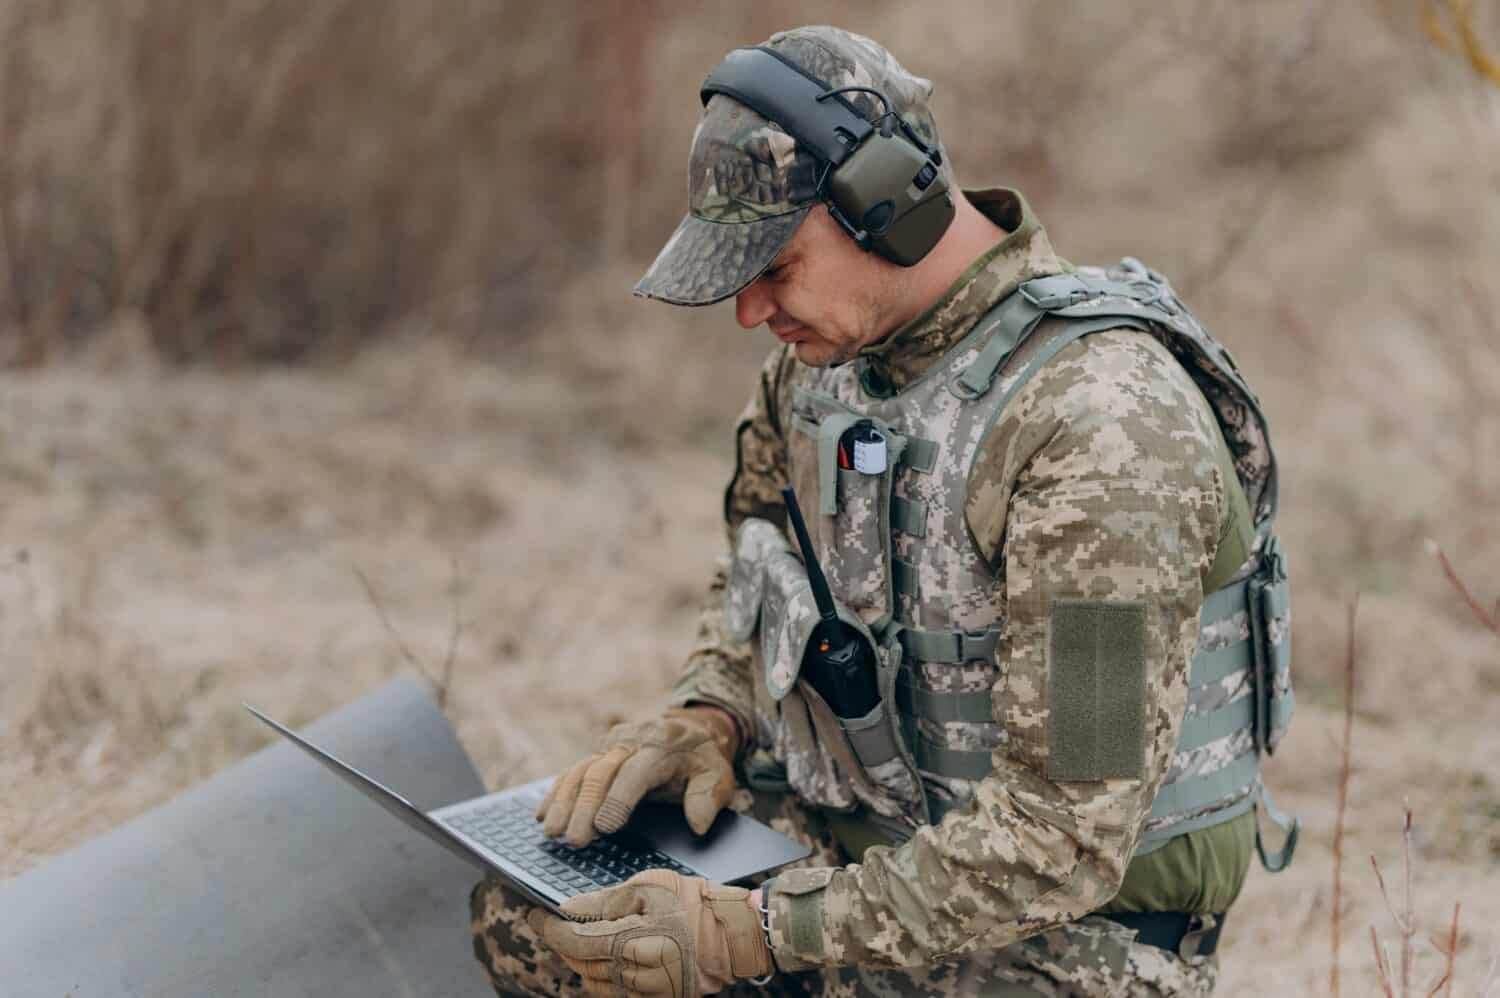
626, 803, 812, 885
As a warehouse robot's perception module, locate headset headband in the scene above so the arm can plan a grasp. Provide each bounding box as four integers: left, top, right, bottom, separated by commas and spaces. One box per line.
699, 47, 873, 169
698, 44, 953, 268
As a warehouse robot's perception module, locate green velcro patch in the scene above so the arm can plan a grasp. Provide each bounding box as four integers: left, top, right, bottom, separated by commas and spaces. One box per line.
1047, 599, 1147, 781
785, 893, 825, 957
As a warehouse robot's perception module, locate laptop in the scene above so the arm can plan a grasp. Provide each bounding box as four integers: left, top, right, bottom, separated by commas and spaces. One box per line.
244, 704, 812, 914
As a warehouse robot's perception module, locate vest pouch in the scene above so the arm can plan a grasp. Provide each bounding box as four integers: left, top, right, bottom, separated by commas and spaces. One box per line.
788, 389, 907, 630
766, 588, 918, 820
1249, 536, 1293, 755
724, 517, 924, 823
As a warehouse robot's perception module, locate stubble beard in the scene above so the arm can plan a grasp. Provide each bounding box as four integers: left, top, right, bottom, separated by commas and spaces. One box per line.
795, 279, 906, 369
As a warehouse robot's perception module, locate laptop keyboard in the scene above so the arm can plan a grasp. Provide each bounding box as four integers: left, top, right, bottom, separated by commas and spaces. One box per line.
445, 794, 695, 900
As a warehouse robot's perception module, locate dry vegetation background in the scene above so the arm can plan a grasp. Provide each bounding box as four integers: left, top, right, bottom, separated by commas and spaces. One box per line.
2, 1, 1499, 994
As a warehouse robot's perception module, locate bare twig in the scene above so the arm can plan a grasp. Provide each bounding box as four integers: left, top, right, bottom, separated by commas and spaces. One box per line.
1370, 855, 1409, 935
1374, 926, 1398, 998
1180, 167, 1281, 298
1423, 0, 1500, 87
1331, 593, 1359, 998
1370, 803, 1424, 998
353, 567, 438, 690
1424, 540, 1500, 638
435, 555, 464, 710
1402, 805, 1416, 997
353, 562, 466, 710
1424, 903, 1459, 998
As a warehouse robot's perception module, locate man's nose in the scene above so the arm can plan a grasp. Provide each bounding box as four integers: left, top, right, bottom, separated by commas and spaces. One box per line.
735, 279, 775, 330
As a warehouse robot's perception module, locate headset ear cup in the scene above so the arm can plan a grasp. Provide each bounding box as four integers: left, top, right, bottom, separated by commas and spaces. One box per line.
876, 190, 954, 266
826, 130, 953, 266
862, 200, 896, 234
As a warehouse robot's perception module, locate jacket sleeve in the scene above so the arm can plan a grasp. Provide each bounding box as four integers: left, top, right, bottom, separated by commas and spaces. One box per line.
765, 329, 1228, 969
666, 345, 799, 739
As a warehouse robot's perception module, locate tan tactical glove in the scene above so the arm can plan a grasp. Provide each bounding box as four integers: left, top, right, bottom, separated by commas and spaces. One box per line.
536, 706, 740, 847
527, 870, 772, 997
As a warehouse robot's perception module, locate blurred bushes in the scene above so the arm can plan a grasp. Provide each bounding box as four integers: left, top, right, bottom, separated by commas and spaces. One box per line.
0, 0, 1412, 365
0, 0, 693, 362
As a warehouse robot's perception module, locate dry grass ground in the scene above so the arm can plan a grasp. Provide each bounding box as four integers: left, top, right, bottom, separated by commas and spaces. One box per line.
3, 2, 1500, 995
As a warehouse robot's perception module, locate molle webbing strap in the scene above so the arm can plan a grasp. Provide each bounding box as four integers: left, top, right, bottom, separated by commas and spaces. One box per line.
890, 495, 927, 537
901, 436, 939, 473
1144, 752, 1259, 831
1255, 787, 1299, 872
1189, 639, 1255, 686
1130, 573, 1261, 855
964, 313, 1152, 411
1134, 788, 1258, 856
896, 625, 999, 664
1201, 577, 1248, 620
951, 293, 1045, 397
911, 738, 993, 780
1019, 271, 1170, 311
1186, 576, 1255, 698
895, 672, 995, 724
1176, 694, 1254, 749
891, 558, 919, 599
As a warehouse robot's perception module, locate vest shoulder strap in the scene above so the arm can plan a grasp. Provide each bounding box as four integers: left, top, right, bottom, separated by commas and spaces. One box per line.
954, 260, 1280, 535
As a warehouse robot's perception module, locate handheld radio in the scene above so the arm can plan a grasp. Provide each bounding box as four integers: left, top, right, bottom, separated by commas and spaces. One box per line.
780, 486, 879, 718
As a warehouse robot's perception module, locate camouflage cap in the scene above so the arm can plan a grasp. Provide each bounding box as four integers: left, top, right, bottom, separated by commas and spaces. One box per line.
634, 26, 947, 307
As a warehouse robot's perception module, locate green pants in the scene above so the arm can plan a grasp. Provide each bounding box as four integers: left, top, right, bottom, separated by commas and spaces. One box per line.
469, 787, 1218, 997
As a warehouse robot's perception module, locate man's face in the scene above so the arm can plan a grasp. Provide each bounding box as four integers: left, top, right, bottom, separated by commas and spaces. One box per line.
733, 207, 909, 367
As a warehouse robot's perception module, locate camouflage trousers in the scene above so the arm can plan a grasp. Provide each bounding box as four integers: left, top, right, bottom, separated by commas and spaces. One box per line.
470, 787, 1218, 997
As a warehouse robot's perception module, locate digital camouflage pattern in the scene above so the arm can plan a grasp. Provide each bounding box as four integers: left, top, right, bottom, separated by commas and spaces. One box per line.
472, 787, 1216, 997
665, 188, 1229, 993
668, 559, 757, 744
635, 26, 950, 307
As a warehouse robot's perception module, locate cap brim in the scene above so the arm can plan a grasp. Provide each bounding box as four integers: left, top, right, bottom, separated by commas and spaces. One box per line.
633, 207, 812, 306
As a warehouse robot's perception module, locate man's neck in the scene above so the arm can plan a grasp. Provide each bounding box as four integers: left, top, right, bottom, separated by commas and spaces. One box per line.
882, 191, 1010, 334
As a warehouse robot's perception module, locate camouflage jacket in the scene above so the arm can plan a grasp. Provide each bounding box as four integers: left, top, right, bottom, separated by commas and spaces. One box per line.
669, 188, 1228, 969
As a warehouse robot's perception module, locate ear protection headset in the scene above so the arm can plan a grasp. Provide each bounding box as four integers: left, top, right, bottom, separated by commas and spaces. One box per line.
701, 46, 954, 267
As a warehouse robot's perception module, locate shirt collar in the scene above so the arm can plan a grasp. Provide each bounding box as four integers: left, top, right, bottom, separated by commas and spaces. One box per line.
855, 188, 1067, 395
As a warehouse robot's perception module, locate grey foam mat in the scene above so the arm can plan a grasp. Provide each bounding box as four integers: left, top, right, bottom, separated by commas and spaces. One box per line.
0, 676, 496, 998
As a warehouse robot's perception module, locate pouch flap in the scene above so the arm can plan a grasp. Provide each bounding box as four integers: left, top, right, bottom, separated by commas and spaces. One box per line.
725, 517, 794, 641
770, 866, 836, 896
761, 572, 823, 701
762, 577, 879, 702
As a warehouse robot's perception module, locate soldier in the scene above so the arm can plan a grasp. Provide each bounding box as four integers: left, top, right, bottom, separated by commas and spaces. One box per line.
472, 24, 1294, 998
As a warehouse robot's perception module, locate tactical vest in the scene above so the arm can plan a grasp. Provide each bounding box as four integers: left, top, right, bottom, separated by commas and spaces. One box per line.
725, 258, 1297, 871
